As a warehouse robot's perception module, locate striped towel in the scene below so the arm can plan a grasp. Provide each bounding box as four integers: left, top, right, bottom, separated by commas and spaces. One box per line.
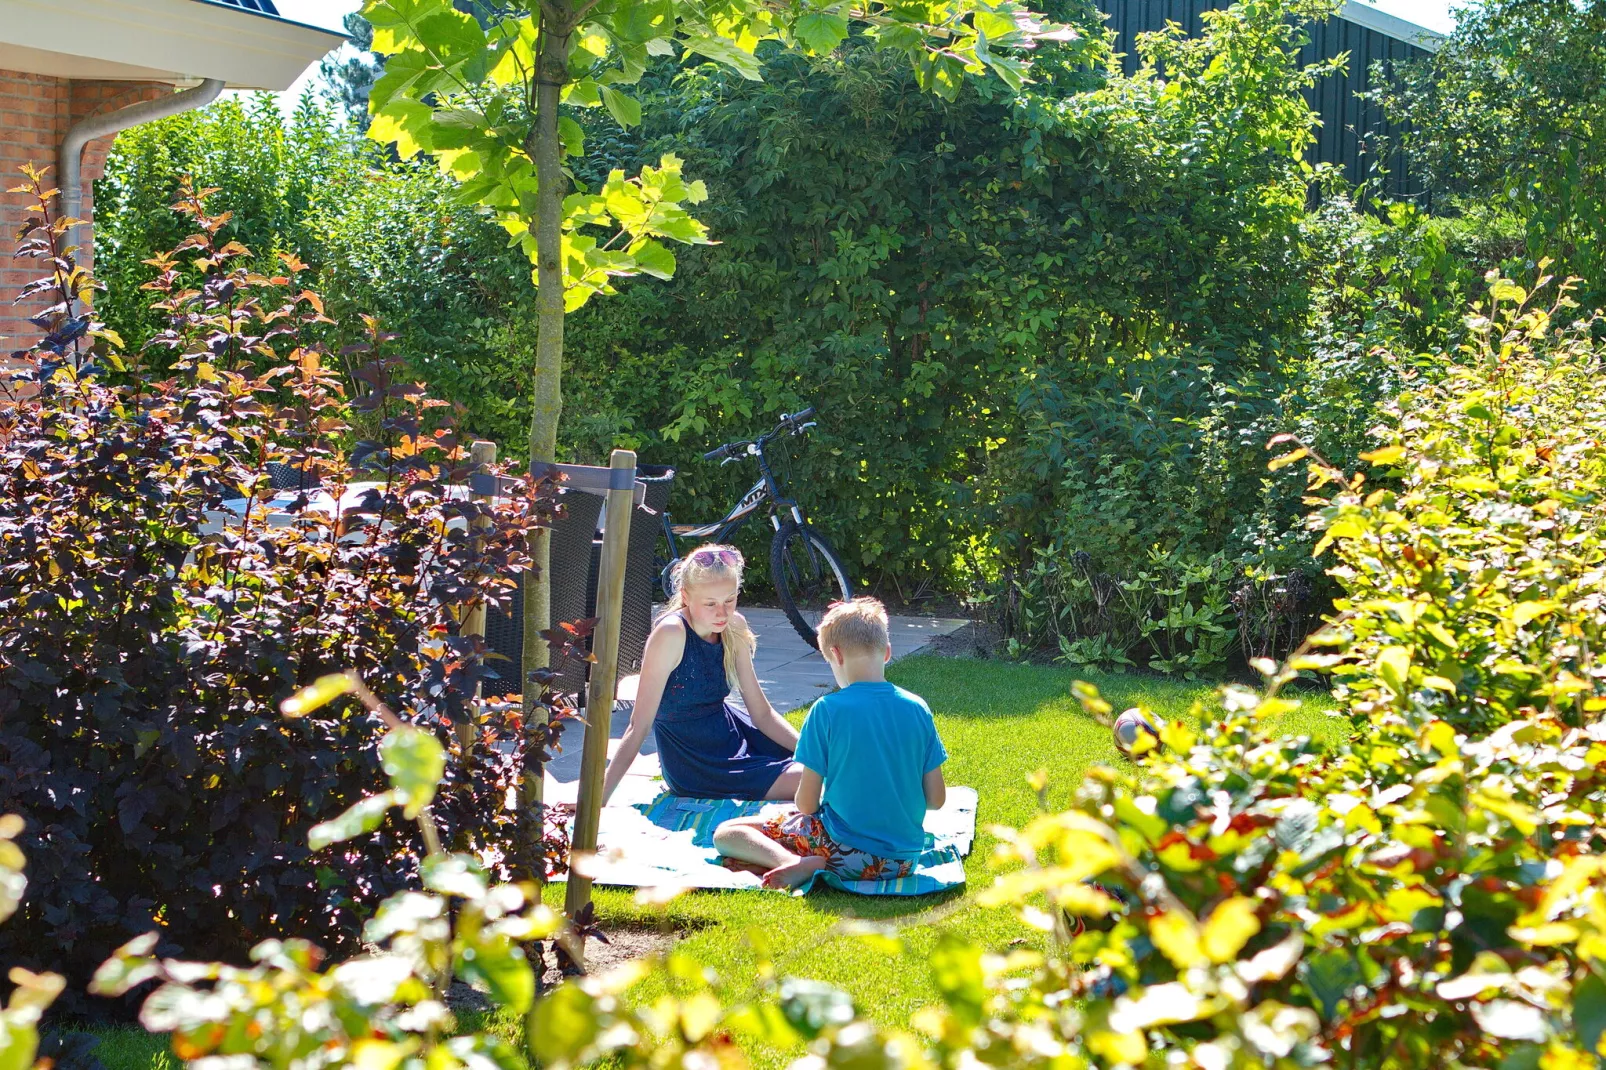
557, 787, 977, 896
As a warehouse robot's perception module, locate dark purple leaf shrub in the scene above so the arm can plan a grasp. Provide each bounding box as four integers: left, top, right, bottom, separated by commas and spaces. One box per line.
0, 167, 568, 1008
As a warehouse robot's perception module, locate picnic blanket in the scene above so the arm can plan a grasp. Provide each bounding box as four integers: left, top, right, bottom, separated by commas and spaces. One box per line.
555, 783, 977, 896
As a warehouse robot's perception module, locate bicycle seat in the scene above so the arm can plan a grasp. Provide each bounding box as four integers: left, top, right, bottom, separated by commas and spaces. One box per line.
671, 522, 723, 537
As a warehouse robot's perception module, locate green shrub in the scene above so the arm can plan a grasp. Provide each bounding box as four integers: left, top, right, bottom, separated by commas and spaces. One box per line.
103, 276, 1606, 1066
90, 678, 549, 1070
310, 163, 531, 452
88, 0, 1498, 629
1313, 269, 1606, 732
1228, 199, 1481, 581
93, 94, 365, 355
553, 0, 1342, 592
975, 271, 1606, 1064
1376, 0, 1606, 312
1002, 545, 1239, 677
92, 95, 536, 456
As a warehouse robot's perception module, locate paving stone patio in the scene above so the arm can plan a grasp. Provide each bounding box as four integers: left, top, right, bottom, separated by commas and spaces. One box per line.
542, 606, 966, 800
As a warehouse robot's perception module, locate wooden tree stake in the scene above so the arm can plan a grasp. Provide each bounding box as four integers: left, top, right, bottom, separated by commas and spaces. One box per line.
563, 449, 637, 949
459, 440, 497, 757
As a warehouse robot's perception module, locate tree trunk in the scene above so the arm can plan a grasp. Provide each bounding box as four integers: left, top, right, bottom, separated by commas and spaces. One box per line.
518, 7, 573, 884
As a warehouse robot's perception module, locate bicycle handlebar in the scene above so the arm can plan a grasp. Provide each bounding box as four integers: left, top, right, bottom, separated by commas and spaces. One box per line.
702, 407, 820, 463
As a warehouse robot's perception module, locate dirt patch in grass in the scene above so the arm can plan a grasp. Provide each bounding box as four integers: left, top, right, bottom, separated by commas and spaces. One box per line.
546, 927, 676, 985
446, 929, 677, 1011
922, 620, 1003, 660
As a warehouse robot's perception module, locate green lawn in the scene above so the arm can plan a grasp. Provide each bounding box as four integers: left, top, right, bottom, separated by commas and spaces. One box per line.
94, 657, 1341, 1070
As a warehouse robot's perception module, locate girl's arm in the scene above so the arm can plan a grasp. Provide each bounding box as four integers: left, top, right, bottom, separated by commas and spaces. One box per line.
923, 767, 946, 810
600, 620, 684, 805
731, 613, 800, 751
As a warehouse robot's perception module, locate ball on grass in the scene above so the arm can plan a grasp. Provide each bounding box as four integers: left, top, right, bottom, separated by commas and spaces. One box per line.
1112, 707, 1160, 755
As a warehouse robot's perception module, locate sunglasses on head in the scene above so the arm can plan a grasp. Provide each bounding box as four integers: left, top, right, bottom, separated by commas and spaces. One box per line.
690, 548, 741, 568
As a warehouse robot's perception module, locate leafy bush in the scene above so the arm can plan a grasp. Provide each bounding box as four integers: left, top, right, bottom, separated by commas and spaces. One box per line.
553, 0, 1342, 590
94, 95, 540, 460
1376, 0, 1606, 311
1001, 545, 1239, 677
311, 161, 532, 452
976, 271, 1606, 1064
86, 0, 1500, 643
1314, 269, 1606, 732
93, 94, 366, 354
0, 170, 555, 1003
1228, 199, 1481, 579
102, 271, 1606, 1068
90, 677, 552, 1070
1, 815, 63, 1070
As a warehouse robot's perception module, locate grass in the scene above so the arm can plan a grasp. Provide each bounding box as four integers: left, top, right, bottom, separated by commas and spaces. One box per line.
93, 657, 1342, 1070
89, 1030, 177, 1070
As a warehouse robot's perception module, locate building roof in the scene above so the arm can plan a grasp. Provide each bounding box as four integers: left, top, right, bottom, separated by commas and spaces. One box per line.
1340, 0, 1448, 50
1, 0, 346, 90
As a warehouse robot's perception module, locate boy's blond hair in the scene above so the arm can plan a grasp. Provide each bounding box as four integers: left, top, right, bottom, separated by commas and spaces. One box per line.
817, 597, 889, 657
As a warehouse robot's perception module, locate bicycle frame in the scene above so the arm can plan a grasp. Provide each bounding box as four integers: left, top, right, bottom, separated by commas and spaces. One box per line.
660, 436, 809, 561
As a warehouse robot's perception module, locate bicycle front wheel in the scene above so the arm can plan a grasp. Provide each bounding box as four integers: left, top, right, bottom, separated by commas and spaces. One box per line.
770, 522, 853, 650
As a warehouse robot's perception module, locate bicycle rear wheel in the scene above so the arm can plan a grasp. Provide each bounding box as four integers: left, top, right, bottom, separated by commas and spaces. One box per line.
771, 522, 853, 649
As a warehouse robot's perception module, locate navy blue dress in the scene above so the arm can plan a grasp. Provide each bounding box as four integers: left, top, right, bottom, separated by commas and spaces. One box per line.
653, 614, 796, 798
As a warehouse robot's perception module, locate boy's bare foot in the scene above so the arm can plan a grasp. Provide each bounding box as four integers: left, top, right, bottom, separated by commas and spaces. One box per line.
762, 855, 828, 889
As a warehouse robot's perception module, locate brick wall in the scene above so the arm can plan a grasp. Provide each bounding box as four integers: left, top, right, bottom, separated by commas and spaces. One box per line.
0, 72, 169, 357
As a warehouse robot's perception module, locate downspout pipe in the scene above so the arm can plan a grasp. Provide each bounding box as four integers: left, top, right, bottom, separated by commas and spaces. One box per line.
58, 77, 226, 246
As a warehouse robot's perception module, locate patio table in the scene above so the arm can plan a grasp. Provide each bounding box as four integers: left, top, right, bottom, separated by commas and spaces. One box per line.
203, 480, 470, 536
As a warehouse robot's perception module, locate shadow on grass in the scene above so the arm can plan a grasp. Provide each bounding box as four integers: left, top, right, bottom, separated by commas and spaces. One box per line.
802, 883, 969, 923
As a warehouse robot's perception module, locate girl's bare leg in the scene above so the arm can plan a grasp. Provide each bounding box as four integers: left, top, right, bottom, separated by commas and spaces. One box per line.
763, 764, 804, 800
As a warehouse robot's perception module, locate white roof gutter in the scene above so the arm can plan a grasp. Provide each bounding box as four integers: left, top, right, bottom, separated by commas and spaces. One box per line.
58, 77, 226, 249
1339, 0, 1447, 51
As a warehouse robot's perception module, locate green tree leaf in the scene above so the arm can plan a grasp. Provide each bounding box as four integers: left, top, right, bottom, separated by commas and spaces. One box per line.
600, 86, 642, 128
309, 792, 398, 851
1375, 646, 1411, 695
422, 853, 489, 898
416, 8, 489, 62
380, 725, 445, 818
1201, 897, 1261, 963
630, 239, 676, 280
455, 932, 535, 1014
682, 36, 764, 79
528, 982, 600, 1064
928, 935, 985, 1026
365, 0, 451, 56
1573, 972, 1606, 1054
778, 978, 856, 1039
794, 13, 850, 54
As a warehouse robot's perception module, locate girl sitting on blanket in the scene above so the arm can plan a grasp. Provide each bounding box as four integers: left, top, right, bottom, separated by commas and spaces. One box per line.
599, 544, 802, 805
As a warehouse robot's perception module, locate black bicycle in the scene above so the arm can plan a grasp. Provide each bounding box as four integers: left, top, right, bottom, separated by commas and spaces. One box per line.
658, 407, 853, 649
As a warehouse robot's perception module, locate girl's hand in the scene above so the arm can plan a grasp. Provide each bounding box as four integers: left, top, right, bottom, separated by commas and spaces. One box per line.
731, 612, 800, 750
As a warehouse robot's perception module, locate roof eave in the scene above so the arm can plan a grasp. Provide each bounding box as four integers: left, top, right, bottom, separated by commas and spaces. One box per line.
189, 0, 353, 43
1338, 0, 1447, 51
2, 0, 347, 90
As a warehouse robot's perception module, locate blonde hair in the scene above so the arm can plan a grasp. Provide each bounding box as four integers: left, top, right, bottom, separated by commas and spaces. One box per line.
660, 543, 755, 687
817, 597, 889, 658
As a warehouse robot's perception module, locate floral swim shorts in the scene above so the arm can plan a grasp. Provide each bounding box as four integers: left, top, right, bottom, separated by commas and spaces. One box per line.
759, 808, 916, 881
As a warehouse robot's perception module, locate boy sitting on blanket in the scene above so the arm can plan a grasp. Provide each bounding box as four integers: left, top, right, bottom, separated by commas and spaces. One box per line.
712, 597, 947, 888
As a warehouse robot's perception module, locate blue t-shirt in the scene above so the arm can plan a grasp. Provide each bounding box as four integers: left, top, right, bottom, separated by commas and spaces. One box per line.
793, 681, 947, 859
